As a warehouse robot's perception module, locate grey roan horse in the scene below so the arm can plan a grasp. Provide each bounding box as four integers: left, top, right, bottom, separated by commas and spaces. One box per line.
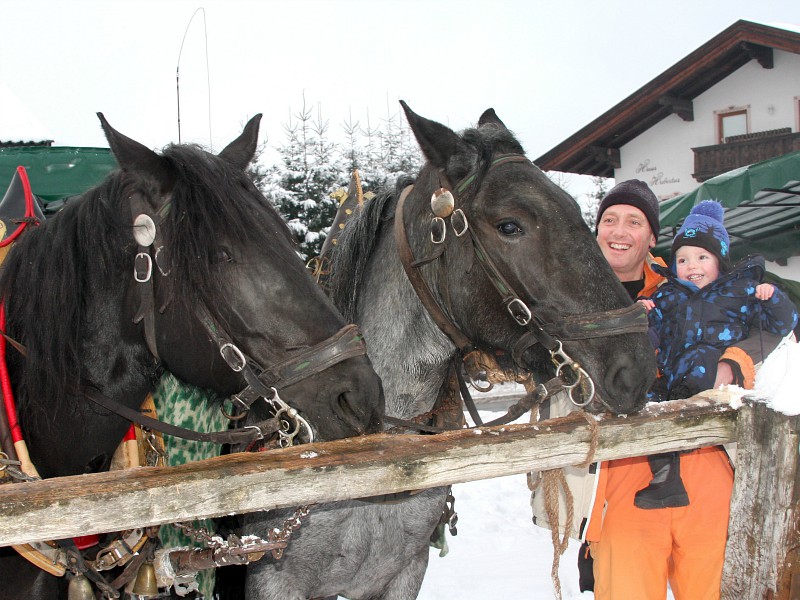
241, 103, 656, 599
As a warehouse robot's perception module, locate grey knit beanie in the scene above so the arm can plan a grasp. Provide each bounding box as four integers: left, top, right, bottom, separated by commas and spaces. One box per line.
596, 179, 660, 237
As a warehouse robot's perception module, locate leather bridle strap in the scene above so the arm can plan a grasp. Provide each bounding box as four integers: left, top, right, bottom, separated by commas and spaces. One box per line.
194, 303, 369, 411
394, 185, 475, 356
81, 386, 277, 445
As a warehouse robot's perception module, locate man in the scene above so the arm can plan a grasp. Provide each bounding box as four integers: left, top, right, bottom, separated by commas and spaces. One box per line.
530, 179, 779, 599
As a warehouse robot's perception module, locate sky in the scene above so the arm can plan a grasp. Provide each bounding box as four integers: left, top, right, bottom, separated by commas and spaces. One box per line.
1, 0, 798, 200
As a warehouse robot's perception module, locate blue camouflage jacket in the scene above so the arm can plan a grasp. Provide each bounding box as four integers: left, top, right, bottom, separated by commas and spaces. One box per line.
645, 255, 798, 397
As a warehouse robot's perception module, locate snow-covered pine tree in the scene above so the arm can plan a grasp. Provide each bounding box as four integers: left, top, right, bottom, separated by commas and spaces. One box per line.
266, 96, 347, 260
303, 104, 346, 259
266, 97, 423, 262
581, 176, 610, 230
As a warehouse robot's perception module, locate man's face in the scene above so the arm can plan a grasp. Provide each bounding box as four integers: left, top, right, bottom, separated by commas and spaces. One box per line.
596, 204, 656, 282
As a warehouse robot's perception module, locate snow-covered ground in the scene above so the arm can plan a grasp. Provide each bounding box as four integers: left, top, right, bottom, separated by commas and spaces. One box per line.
416, 402, 589, 600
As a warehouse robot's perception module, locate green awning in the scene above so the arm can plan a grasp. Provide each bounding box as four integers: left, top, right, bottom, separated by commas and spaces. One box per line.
0, 146, 117, 203
653, 151, 800, 263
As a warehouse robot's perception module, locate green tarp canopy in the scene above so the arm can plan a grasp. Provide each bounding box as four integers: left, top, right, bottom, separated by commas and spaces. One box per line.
653, 151, 800, 263
0, 146, 117, 203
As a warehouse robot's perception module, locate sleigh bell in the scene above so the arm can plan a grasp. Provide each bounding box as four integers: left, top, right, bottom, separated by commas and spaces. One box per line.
67, 573, 94, 600
131, 561, 159, 597
430, 188, 455, 218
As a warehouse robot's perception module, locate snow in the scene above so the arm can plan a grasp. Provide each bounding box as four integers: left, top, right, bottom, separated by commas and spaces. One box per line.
750, 335, 800, 416
417, 402, 590, 600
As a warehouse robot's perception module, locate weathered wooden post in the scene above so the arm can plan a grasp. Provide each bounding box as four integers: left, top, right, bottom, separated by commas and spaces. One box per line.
722, 401, 800, 599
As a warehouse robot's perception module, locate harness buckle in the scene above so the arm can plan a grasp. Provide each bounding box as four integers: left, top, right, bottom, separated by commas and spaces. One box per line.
507, 298, 532, 326
451, 209, 469, 237
133, 252, 152, 283
431, 217, 446, 244
220, 343, 247, 372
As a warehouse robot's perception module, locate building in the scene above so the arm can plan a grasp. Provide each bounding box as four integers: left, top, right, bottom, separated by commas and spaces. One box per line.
535, 20, 800, 279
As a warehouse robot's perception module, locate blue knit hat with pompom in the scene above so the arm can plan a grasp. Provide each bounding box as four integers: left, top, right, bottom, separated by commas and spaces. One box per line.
672, 200, 731, 272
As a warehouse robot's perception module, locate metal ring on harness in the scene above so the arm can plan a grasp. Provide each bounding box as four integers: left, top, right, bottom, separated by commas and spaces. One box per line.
262, 388, 315, 447
133, 252, 152, 283
550, 341, 595, 407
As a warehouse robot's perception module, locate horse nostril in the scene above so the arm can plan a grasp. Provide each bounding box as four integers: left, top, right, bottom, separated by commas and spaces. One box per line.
336, 391, 365, 434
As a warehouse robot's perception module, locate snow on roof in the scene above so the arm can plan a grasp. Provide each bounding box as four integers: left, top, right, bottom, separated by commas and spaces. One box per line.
0, 80, 54, 144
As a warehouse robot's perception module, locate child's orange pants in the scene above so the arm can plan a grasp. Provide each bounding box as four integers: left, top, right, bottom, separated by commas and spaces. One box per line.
591, 447, 734, 600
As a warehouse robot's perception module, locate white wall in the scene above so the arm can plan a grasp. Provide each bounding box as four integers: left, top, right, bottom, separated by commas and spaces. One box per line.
614, 50, 800, 201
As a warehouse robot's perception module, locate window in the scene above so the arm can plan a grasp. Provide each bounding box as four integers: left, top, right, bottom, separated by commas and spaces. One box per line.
717, 108, 748, 143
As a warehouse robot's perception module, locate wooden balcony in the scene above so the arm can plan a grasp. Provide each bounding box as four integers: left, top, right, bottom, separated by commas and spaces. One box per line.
692, 128, 800, 182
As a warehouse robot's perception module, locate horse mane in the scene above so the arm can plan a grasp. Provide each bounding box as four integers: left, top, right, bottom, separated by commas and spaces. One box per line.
329, 123, 525, 321
0, 142, 294, 417
328, 175, 414, 322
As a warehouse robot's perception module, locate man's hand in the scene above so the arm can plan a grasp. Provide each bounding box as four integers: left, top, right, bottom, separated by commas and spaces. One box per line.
638, 299, 655, 312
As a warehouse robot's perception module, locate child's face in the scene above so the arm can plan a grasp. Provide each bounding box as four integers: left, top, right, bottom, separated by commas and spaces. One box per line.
675, 245, 720, 288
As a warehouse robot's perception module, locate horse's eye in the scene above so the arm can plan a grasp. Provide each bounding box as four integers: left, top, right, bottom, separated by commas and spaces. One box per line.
497, 221, 523, 236
214, 249, 234, 263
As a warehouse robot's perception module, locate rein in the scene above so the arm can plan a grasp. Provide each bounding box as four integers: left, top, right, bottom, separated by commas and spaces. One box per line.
393, 154, 649, 410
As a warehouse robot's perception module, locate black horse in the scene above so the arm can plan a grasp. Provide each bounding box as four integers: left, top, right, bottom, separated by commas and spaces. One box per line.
242, 103, 656, 599
0, 114, 384, 599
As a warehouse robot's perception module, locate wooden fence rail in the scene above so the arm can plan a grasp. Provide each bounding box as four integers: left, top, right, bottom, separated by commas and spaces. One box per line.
0, 391, 797, 598
0, 393, 736, 545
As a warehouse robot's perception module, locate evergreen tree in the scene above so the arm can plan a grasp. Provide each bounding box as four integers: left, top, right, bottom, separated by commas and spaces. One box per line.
266, 96, 423, 261
580, 176, 610, 230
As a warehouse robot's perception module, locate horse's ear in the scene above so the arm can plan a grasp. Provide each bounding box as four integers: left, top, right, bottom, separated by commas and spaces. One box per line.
218, 114, 262, 170
400, 101, 469, 171
97, 113, 172, 186
478, 108, 507, 129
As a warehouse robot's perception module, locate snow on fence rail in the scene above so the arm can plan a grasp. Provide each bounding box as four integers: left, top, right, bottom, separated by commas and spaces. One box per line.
0, 390, 797, 599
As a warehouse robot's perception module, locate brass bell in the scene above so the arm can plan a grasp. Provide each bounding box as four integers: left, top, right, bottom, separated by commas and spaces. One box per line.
131, 561, 159, 597
67, 573, 95, 600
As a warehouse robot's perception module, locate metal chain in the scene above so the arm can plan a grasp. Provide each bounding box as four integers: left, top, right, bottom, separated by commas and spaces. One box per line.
265, 505, 311, 559
173, 504, 311, 560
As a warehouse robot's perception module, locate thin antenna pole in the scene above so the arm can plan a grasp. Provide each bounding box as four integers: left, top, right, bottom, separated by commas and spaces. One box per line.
176, 7, 212, 148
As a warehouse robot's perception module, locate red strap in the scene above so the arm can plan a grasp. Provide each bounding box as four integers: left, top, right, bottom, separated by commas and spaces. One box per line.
0, 304, 22, 444
0, 166, 39, 248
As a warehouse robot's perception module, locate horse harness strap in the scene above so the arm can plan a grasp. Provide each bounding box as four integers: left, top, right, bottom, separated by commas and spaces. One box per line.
130, 195, 171, 361
394, 185, 475, 356
81, 386, 276, 445
197, 306, 368, 410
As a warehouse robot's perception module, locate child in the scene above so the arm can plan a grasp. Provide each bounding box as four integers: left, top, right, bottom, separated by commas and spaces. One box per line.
636, 200, 798, 510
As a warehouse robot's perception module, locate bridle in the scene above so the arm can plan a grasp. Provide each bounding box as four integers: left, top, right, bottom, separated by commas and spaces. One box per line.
394, 154, 648, 411
94, 195, 372, 448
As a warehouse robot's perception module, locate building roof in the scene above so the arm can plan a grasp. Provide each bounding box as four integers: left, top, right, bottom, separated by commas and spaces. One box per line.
535, 20, 800, 177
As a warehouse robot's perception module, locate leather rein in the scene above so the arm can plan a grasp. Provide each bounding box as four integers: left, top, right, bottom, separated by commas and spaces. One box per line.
392, 154, 648, 414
